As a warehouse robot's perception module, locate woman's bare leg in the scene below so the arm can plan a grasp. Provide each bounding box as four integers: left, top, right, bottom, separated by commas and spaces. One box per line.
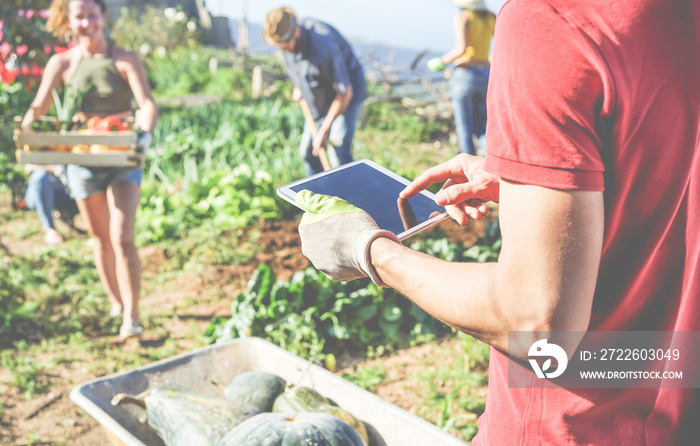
76, 193, 123, 312
107, 182, 141, 323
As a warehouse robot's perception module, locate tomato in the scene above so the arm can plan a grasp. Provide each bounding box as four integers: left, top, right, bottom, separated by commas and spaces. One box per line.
86, 116, 102, 130
96, 116, 125, 132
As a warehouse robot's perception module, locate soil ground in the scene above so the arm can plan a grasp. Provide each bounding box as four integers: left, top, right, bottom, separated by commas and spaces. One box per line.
0, 190, 487, 446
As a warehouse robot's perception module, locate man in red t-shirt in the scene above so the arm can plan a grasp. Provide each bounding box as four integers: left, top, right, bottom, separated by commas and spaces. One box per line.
294, 0, 699, 444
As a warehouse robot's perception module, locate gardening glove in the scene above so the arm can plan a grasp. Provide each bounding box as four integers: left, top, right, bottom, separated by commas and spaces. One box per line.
296, 190, 400, 287
136, 129, 153, 154
427, 57, 446, 72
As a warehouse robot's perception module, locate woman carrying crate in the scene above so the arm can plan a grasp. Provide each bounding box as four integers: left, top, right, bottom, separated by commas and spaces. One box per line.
21, 0, 158, 339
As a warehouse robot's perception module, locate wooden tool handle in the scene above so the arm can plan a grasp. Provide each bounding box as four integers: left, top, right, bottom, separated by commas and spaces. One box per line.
298, 99, 332, 171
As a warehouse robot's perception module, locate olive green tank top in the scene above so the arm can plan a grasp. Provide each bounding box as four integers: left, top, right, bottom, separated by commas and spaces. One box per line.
69, 45, 134, 114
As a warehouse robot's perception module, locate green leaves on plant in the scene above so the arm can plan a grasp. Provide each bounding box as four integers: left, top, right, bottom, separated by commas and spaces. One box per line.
50, 83, 92, 128
136, 164, 284, 246
204, 264, 450, 361
341, 366, 387, 392
1, 346, 48, 399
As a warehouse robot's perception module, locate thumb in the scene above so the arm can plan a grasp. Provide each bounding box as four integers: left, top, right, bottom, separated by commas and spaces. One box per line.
295, 189, 328, 213
296, 190, 365, 219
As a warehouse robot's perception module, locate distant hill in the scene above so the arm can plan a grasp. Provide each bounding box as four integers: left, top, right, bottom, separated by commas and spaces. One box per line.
226, 19, 441, 76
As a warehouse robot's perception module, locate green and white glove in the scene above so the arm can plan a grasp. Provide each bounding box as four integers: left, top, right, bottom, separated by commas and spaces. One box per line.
296, 190, 400, 287
427, 57, 446, 72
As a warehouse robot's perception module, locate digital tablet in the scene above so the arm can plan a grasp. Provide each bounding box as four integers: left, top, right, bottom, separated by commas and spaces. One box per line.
277, 159, 448, 241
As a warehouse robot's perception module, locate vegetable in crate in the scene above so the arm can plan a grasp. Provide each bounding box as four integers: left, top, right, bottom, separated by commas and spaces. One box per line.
225, 372, 287, 412
89, 144, 130, 153
51, 84, 92, 131
273, 386, 368, 445
143, 383, 261, 446
96, 115, 126, 132
86, 116, 102, 130
216, 412, 365, 446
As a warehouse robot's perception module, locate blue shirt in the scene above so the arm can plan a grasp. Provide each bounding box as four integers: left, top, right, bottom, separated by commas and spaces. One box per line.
284, 18, 366, 120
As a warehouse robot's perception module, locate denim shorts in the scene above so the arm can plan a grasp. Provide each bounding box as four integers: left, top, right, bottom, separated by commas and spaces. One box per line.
66, 165, 143, 200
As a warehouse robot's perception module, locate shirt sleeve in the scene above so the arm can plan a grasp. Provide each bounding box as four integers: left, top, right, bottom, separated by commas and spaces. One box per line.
483, 0, 608, 191
328, 36, 353, 95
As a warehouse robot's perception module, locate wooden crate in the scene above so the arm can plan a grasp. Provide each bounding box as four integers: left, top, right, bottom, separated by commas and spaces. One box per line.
13, 117, 143, 168
15, 149, 144, 168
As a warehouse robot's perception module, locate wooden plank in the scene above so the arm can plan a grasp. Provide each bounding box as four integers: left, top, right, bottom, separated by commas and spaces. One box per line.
16, 149, 144, 168
15, 131, 137, 149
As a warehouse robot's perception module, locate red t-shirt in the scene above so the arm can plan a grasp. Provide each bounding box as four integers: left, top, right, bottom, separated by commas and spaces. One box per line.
478, 0, 700, 444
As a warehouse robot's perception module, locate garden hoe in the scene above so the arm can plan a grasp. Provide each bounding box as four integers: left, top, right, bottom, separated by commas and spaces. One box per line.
299, 98, 332, 171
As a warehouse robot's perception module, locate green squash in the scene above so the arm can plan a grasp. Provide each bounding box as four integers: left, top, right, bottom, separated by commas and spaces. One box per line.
216, 412, 365, 446
225, 371, 287, 412
272, 387, 368, 445
146, 383, 261, 446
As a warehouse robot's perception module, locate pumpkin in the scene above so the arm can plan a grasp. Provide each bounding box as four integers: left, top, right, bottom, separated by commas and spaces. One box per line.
145, 383, 261, 446
225, 372, 287, 412
272, 387, 368, 445
216, 412, 365, 446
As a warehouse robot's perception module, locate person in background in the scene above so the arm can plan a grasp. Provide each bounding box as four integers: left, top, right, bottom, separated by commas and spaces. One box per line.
24, 164, 79, 246
263, 7, 366, 176
22, 0, 157, 339
428, 0, 495, 156
295, 0, 700, 443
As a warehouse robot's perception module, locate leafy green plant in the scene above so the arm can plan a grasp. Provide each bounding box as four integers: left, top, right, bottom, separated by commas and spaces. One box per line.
0, 81, 37, 158
111, 6, 203, 59
1, 343, 49, 399
341, 366, 387, 392
362, 101, 448, 143
0, 259, 39, 344
136, 164, 286, 245
50, 83, 92, 130
203, 264, 450, 362
24, 433, 42, 446
415, 353, 486, 442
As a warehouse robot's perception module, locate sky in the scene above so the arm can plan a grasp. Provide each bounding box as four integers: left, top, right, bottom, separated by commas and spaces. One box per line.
204, 0, 508, 53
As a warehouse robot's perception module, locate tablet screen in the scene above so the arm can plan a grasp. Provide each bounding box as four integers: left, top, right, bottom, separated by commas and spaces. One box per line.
279, 160, 446, 239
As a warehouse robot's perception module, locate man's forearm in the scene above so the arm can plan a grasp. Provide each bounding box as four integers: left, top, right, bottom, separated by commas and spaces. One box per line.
370, 237, 514, 351
319, 87, 353, 134
370, 182, 604, 359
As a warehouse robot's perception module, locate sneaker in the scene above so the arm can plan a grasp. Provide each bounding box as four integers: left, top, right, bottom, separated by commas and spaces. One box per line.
44, 228, 64, 246
120, 319, 143, 339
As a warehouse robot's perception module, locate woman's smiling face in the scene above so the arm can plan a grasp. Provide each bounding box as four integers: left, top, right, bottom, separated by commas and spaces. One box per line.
67, 0, 105, 39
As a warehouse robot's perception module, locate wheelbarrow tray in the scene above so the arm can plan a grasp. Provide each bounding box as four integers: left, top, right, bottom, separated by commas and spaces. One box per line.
70, 337, 466, 446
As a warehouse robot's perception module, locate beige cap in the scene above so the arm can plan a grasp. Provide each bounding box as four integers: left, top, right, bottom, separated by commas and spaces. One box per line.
451, 0, 489, 10
263, 7, 297, 46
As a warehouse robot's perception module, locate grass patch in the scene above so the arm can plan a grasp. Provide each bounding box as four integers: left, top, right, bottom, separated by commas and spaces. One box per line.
409, 334, 489, 442
1, 343, 51, 400
341, 365, 387, 392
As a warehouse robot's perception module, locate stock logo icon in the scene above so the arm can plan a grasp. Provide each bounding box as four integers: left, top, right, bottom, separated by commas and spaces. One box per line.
528, 339, 568, 379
